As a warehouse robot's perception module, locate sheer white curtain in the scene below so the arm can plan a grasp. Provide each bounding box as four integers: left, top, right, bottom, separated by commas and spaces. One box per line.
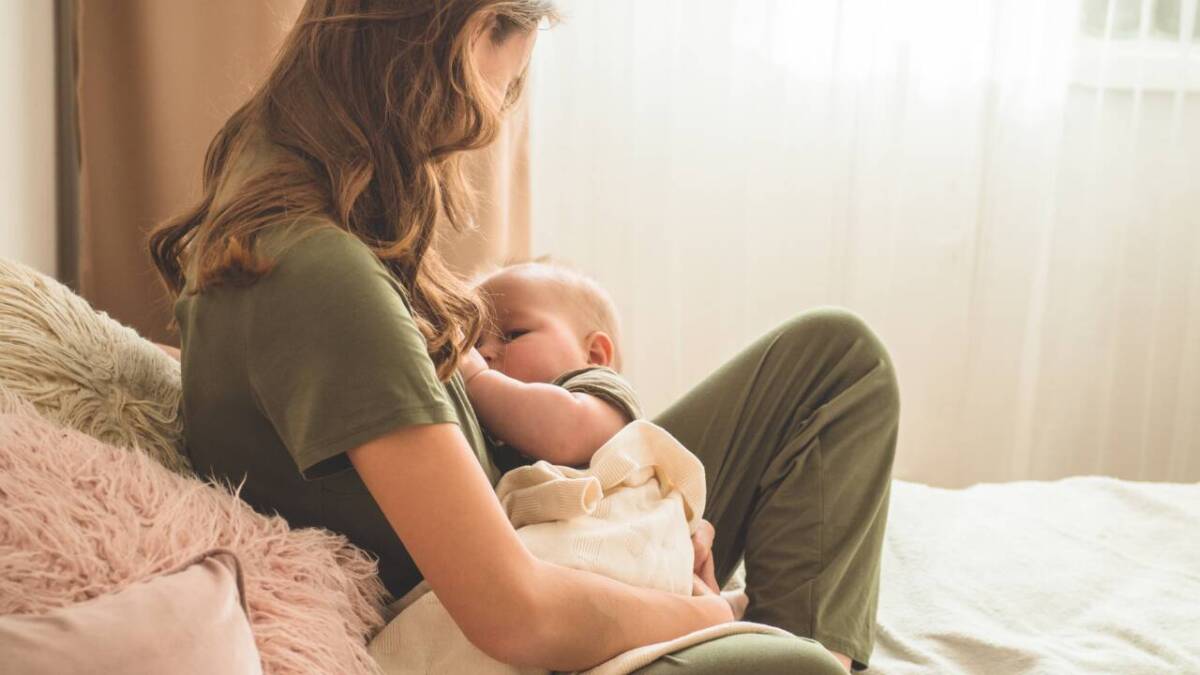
527, 0, 1200, 487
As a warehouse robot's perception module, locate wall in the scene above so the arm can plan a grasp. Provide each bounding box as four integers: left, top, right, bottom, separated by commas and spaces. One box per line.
0, 0, 57, 277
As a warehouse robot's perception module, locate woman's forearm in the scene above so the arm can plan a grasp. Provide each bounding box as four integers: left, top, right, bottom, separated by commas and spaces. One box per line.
467, 370, 622, 465
509, 559, 731, 671
154, 342, 181, 361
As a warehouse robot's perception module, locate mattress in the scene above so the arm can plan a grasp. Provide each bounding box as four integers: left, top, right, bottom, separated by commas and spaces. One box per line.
867, 477, 1200, 674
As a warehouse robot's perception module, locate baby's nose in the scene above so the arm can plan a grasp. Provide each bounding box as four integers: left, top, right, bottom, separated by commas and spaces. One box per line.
477, 339, 500, 365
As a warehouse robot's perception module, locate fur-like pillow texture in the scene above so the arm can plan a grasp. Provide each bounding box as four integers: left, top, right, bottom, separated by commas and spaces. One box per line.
0, 387, 389, 674
0, 258, 188, 473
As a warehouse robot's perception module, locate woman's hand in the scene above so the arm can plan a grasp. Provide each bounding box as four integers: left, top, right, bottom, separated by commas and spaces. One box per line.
692, 520, 752, 621
691, 519, 719, 593
459, 346, 488, 384
691, 574, 735, 625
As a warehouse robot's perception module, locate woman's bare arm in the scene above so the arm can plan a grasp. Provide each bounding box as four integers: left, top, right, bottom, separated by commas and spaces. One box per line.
347, 423, 732, 670
154, 342, 181, 361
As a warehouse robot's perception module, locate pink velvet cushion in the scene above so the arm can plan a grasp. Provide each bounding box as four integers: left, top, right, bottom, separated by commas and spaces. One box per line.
0, 549, 262, 674
0, 390, 389, 674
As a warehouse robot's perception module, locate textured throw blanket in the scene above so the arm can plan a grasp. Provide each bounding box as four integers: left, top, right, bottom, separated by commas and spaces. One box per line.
867, 477, 1200, 674
367, 420, 790, 675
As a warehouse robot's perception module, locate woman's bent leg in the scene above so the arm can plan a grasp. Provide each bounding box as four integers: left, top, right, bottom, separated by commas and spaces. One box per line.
651, 307, 900, 670
631, 633, 847, 675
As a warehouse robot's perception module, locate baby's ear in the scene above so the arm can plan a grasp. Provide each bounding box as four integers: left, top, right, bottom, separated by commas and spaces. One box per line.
583, 331, 615, 368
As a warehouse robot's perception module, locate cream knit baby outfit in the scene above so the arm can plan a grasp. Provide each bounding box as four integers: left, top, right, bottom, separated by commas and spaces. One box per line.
367, 420, 791, 675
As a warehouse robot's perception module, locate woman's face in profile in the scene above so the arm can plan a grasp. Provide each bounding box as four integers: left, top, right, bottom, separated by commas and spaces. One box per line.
472, 22, 538, 112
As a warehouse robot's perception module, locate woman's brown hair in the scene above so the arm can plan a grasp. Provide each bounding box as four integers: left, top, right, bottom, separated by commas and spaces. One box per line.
148, 0, 557, 379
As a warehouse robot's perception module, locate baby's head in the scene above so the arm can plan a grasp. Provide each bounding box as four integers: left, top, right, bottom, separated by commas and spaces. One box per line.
475, 261, 622, 384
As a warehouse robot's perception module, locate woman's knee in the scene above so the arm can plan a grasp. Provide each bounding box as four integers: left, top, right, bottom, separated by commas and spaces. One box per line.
776, 306, 877, 353
775, 306, 890, 367
774, 306, 901, 420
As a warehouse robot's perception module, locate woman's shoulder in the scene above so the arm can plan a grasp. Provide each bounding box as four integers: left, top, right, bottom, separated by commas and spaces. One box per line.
258, 217, 376, 269
176, 218, 413, 333
254, 218, 405, 297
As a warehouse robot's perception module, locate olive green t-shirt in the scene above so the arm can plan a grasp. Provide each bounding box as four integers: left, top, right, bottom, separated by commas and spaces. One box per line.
174, 218, 498, 599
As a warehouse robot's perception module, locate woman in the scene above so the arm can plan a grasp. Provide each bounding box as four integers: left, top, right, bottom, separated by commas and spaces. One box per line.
149, 2, 898, 672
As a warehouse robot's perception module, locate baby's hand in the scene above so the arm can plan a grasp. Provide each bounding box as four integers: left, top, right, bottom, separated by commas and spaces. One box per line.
459, 347, 488, 384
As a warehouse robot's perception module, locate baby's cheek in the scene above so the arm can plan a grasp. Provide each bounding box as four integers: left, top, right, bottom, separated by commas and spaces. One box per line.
506, 351, 554, 384
496, 350, 529, 381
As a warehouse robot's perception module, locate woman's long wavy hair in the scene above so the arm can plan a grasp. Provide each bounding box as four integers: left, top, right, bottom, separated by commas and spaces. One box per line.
148, 0, 557, 379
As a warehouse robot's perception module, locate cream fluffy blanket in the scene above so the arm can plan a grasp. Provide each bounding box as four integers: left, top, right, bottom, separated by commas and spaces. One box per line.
367, 420, 790, 674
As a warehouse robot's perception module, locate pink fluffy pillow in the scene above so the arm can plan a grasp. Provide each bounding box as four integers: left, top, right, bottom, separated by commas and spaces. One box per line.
0, 548, 262, 674
0, 392, 389, 674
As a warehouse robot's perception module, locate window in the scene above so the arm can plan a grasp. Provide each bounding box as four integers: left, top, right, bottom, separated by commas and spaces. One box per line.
1075, 0, 1200, 90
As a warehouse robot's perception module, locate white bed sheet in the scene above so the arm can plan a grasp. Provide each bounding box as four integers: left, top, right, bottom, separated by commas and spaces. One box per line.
867, 477, 1200, 674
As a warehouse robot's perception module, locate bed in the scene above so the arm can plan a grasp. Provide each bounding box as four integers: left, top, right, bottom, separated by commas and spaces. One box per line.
867, 477, 1200, 673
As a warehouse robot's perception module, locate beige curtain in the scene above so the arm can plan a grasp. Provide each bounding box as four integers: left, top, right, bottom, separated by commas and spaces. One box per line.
439, 94, 532, 279
76, 0, 530, 345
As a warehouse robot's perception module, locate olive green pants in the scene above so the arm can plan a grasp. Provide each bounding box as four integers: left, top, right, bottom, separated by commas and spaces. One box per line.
635, 308, 900, 674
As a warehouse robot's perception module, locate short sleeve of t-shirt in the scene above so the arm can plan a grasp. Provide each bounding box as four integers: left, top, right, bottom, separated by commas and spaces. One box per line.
552, 366, 644, 422
245, 224, 459, 479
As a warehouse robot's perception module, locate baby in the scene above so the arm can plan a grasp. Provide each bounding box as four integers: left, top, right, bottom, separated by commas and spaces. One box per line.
460, 260, 642, 472
459, 258, 746, 615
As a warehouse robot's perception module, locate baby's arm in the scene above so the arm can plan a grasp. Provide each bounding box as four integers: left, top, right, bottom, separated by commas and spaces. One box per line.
461, 350, 629, 466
